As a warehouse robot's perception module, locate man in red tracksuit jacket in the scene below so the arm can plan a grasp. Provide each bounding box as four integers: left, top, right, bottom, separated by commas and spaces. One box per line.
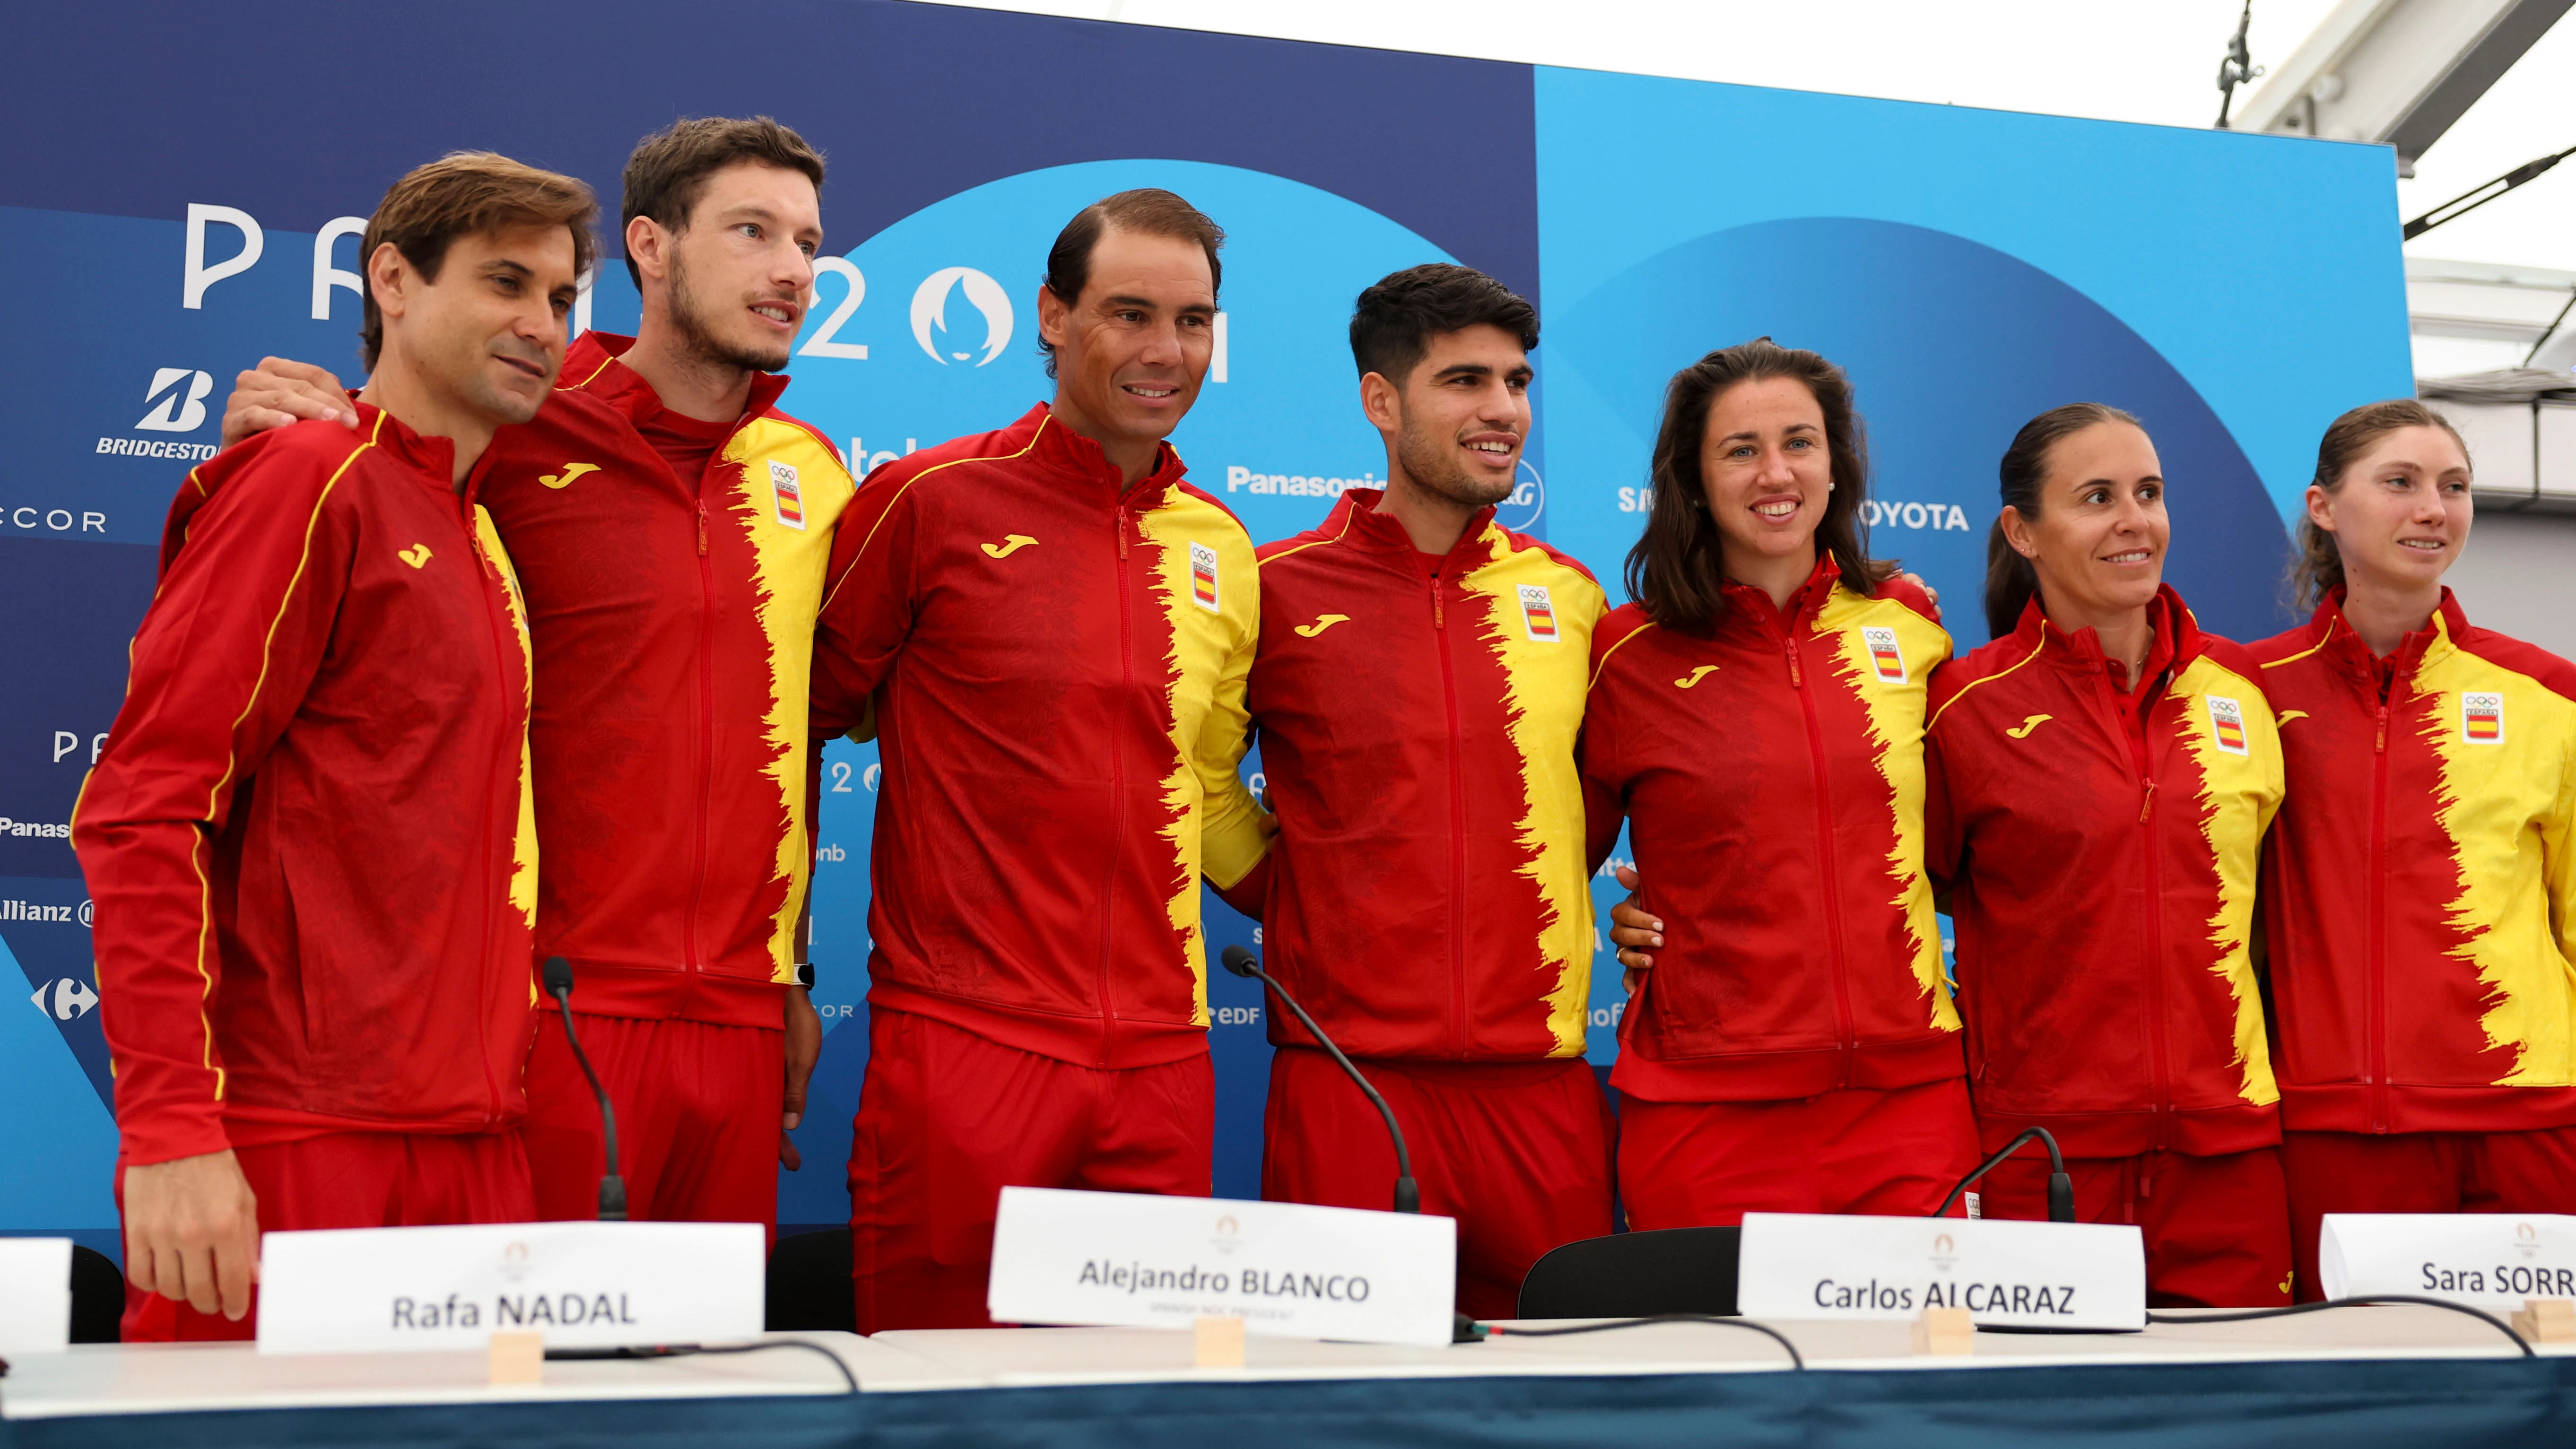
75, 155, 593, 1338
812, 190, 1271, 1332
1215, 265, 1613, 1320
222, 120, 853, 1232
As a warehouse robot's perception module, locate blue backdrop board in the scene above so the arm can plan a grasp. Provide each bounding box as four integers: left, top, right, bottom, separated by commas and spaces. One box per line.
0, 0, 2408, 1251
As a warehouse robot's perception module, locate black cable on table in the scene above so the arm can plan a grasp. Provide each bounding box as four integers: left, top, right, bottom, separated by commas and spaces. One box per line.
2145, 1295, 2534, 1359
543, 1338, 861, 1392
1484, 1314, 1805, 1370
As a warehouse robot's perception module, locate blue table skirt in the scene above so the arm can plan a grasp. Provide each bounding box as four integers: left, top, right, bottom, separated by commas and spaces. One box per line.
6, 1355, 2573, 1449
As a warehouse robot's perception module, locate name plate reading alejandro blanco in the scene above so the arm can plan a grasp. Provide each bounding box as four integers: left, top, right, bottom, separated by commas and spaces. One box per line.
0, 1237, 72, 1353
2322, 1213, 2576, 1310
1737, 1212, 2147, 1331
986, 1186, 1457, 1347
256, 1221, 763, 1354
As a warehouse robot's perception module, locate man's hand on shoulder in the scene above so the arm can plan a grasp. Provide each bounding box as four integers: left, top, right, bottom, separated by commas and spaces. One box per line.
221, 358, 355, 449
122, 1147, 261, 1320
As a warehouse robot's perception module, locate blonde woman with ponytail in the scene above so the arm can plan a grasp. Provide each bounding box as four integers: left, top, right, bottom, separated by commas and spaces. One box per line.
2248, 399, 2576, 1301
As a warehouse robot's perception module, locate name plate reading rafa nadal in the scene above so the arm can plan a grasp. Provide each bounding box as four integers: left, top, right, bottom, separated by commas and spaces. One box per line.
1737, 1212, 2147, 1331
987, 1186, 1457, 1346
2322, 1213, 2576, 1310
256, 1221, 762, 1354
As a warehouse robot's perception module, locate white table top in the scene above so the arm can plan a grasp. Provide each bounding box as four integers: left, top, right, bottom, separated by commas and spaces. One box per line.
2, 1308, 2561, 1417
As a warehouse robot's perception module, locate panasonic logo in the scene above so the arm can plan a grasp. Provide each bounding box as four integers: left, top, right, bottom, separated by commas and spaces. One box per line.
0, 818, 72, 839
1226, 466, 1379, 498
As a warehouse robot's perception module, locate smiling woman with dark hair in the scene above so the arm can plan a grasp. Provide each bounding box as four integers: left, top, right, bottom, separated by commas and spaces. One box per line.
1584, 337, 1978, 1230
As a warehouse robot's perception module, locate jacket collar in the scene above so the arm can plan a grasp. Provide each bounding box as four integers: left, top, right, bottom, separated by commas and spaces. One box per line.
2309, 585, 2467, 680
1715, 553, 1839, 635
1017, 402, 1190, 504
561, 331, 790, 431
348, 399, 496, 503
1318, 486, 1500, 571
2018, 583, 2201, 678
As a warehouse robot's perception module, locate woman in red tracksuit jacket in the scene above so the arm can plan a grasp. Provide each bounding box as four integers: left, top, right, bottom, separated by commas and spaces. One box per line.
2249, 399, 2576, 1300
1584, 338, 1979, 1227
1924, 402, 2290, 1307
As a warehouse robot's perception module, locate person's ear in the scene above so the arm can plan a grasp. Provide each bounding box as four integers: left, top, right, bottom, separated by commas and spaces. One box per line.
1359, 372, 1401, 434
2000, 504, 2039, 561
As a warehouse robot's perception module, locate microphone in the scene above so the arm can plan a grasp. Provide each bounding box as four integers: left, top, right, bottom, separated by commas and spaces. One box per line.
540, 956, 627, 1221
1222, 945, 1484, 1344
1220, 945, 1417, 1213
1930, 1126, 2074, 1223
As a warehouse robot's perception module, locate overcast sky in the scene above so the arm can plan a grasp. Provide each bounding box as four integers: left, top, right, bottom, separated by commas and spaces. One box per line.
925, 0, 2574, 275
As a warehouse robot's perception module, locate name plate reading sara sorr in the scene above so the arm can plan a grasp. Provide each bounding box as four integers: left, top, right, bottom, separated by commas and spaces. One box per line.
256, 1221, 763, 1354
987, 1187, 1456, 1346
2322, 1213, 2576, 1310
1737, 1212, 2147, 1331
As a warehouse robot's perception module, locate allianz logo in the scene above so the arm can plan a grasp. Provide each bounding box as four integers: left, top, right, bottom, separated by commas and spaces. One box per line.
30, 977, 98, 1022
1, 897, 91, 925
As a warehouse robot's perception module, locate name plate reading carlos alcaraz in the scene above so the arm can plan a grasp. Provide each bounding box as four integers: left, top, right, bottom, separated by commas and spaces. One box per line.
986, 1187, 1457, 1346
2322, 1213, 2576, 1311
1737, 1212, 2147, 1331
256, 1221, 763, 1354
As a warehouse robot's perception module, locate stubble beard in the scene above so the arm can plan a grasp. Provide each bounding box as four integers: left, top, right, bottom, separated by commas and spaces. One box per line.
668, 246, 792, 375
1394, 419, 1516, 511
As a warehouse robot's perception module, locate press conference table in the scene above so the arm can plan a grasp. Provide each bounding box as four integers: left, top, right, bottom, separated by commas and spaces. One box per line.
4, 1308, 2573, 1447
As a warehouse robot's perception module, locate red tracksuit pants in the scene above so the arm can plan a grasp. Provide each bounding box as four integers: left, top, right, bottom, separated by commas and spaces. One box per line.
116, 1129, 532, 1342
522, 1011, 783, 1234
849, 1008, 1212, 1334
1618, 1077, 1981, 1229
1261, 1047, 1616, 1321
1980, 1145, 2292, 1308
2283, 1126, 2576, 1301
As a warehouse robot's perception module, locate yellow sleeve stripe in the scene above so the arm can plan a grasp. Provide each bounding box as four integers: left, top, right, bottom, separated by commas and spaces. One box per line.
1588, 621, 1658, 692
560, 353, 619, 391
1926, 623, 2049, 732
185, 412, 383, 1097
1255, 503, 1359, 569
820, 416, 1050, 615
2259, 621, 2338, 670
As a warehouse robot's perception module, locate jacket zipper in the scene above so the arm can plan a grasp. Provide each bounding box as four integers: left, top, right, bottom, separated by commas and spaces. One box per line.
1097, 502, 1136, 1065
1432, 569, 1469, 1059
2367, 683, 2392, 1132
462, 493, 510, 1125
2115, 674, 2172, 1149
681, 492, 717, 1011
1784, 621, 1857, 1086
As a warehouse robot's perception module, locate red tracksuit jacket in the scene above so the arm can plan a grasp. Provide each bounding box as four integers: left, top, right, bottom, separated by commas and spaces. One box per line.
2251, 589, 2576, 1135
1584, 558, 1965, 1101
485, 332, 854, 1026
1926, 589, 2284, 1157
810, 404, 1268, 1068
1228, 488, 1604, 1061
74, 406, 538, 1166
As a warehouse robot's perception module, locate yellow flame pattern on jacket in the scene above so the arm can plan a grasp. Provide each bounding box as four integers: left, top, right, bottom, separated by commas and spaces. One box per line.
2415, 623, 2576, 1084
1457, 526, 1602, 1056
1816, 586, 1959, 1031
2169, 653, 2284, 1106
470, 502, 540, 937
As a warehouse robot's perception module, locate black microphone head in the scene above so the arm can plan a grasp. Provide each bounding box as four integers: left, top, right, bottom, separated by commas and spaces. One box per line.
541, 955, 574, 996
1219, 945, 1259, 979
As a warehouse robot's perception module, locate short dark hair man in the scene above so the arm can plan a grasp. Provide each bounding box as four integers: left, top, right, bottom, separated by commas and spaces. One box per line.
219, 116, 855, 1236
79, 153, 594, 1338
812, 189, 1270, 1332
1217, 263, 1615, 1319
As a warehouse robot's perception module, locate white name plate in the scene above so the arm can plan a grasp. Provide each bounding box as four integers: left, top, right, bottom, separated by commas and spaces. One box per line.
256, 1220, 762, 1355
2321, 1213, 2576, 1310
0, 1237, 72, 1353
988, 1187, 1457, 1347
1739, 1212, 2147, 1331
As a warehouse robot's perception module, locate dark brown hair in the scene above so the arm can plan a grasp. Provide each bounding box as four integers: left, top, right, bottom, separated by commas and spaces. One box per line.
1040, 189, 1225, 378
1623, 338, 1886, 632
620, 116, 826, 289
1982, 402, 2145, 639
2289, 398, 2471, 609
1349, 263, 1538, 384
358, 152, 597, 371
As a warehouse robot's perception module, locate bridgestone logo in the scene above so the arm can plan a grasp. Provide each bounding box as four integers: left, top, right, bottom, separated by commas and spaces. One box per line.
98, 437, 218, 460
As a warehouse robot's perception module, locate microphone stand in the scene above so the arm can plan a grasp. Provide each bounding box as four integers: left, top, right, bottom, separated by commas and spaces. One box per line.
540, 955, 627, 1221
1931, 1126, 2073, 1223
1219, 945, 1481, 1341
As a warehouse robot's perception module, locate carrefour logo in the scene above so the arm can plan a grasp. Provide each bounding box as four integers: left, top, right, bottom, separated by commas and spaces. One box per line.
909, 267, 1013, 366
29, 978, 98, 1022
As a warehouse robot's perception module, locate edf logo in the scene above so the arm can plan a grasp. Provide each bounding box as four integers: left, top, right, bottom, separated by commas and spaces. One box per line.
137, 368, 214, 433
